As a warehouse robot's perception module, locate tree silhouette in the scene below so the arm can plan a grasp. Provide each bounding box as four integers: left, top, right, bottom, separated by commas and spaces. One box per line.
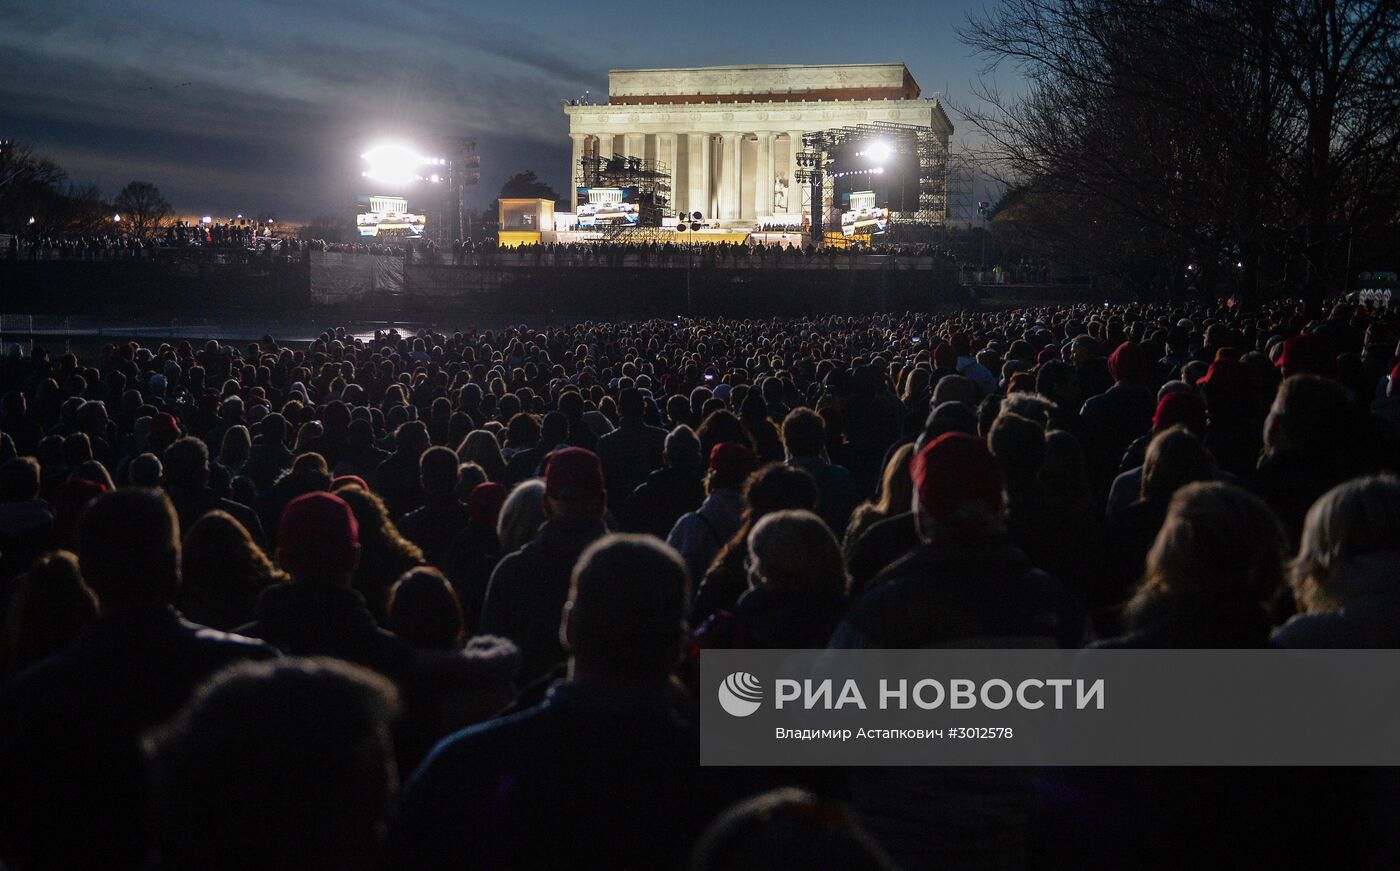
114, 181, 173, 237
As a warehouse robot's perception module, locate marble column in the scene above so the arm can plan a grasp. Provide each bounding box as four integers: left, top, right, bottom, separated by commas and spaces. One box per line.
755, 131, 775, 218
697, 134, 713, 219
624, 133, 645, 160
569, 134, 588, 211
596, 133, 615, 160
786, 130, 805, 215
720, 132, 741, 221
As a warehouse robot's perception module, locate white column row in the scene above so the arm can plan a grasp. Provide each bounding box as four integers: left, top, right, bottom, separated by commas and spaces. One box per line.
574, 131, 805, 221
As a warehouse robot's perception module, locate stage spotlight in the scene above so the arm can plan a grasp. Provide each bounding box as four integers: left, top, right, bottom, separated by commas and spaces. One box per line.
866, 140, 893, 162
362, 143, 433, 186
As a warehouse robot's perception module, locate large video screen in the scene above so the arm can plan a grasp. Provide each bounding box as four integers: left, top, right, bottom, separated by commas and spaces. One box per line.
357, 194, 426, 238
828, 136, 920, 218
840, 190, 889, 237
575, 186, 640, 228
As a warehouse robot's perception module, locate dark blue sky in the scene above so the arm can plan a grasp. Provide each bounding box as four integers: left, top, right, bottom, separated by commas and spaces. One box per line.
0, 0, 1012, 220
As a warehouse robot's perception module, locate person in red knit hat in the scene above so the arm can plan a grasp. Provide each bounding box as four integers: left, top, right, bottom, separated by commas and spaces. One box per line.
478, 447, 610, 684
830, 432, 1086, 650
829, 432, 1087, 870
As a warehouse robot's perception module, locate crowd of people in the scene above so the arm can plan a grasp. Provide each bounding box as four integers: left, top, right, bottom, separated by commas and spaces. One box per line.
6, 221, 285, 259
0, 299, 1399, 869
439, 239, 958, 268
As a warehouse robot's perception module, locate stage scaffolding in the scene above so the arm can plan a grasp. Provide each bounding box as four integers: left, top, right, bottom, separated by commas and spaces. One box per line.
575, 153, 672, 227
795, 121, 950, 241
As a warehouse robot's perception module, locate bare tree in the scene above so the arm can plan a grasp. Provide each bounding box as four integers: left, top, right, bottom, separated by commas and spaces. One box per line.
114, 181, 174, 237
959, 0, 1400, 309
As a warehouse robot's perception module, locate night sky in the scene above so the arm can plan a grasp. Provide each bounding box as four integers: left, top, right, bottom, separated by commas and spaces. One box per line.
0, 0, 1009, 220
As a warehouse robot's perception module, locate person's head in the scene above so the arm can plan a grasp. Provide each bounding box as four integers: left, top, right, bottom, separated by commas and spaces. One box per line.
1107, 341, 1149, 384
1264, 374, 1349, 454
871, 443, 915, 516
1140, 426, 1216, 503
386, 567, 464, 650
458, 429, 506, 480
79, 488, 182, 609
219, 424, 252, 470
688, 787, 892, 871
781, 408, 825, 459
182, 510, 283, 599
394, 420, 430, 456
664, 424, 702, 473
418, 446, 460, 498
1291, 476, 1400, 613
562, 535, 687, 687
276, 492, 360, 585
498, 479, 548, 553
912, 432, 1004, 541
919, 401, 979, 450
0, 550, 97, 678
987, 413, 1045, 484
747, 509, 848, 600
1152, 391, 1207, 436
162, 437, 210, 490
618, 387, 646, 420
144, 658, 400, 871
0, 456, 40, 502
931, 374, 978, 408
708, 441, 758, 493
539, 410, 569, 446
543, 446, 606, 519
1131, 482, 1285, 614
128, 452, 163, 488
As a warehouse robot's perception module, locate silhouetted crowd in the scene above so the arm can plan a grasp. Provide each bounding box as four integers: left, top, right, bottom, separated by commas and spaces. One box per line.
2, 300, 1400, 869
10, 223, 282, 261
451, 239, 956, 268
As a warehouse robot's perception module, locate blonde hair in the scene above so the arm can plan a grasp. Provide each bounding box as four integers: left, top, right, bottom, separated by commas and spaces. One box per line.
1130, 482, 1285, 612
845, 443, 914, 546
1291, 476, 1400, 613
1140, 426, 1214, 503
219, 424, 252, 472
748, 509, 849, 599
497, 479, 547, 554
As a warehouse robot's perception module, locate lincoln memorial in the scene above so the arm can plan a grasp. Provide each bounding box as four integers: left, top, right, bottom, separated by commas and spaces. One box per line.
564, 63, 954, 224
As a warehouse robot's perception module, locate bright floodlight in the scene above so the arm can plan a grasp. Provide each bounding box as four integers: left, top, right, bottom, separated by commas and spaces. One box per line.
866, 140, 893, 162
362, 143, 434, 186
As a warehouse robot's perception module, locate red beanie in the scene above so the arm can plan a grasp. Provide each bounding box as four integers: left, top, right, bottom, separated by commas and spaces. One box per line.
1197, 358, 1244, 395
468, 481, 508, 527
709, 441, 757, 477
331, 475, 368, 493
1153, 391, 1207, 434
1107, 341, 1148, 384
932, 342, 956, 370
278, 492, 359, 577
544, 447, 605, 500
1277, 334, 1332, 379
911, 433, 1004, 527
149, 412, 181, 441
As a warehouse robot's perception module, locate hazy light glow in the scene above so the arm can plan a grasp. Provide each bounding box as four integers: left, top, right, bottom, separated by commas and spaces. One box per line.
865, 140, 893, 162
361, 142, 441, 186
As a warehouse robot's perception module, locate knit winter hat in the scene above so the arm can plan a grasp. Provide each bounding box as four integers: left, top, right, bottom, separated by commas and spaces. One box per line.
911, 432, 1004, 527
544, 447, 605, 500
278, 492, 359, 577
1153, 391, 1207, 435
